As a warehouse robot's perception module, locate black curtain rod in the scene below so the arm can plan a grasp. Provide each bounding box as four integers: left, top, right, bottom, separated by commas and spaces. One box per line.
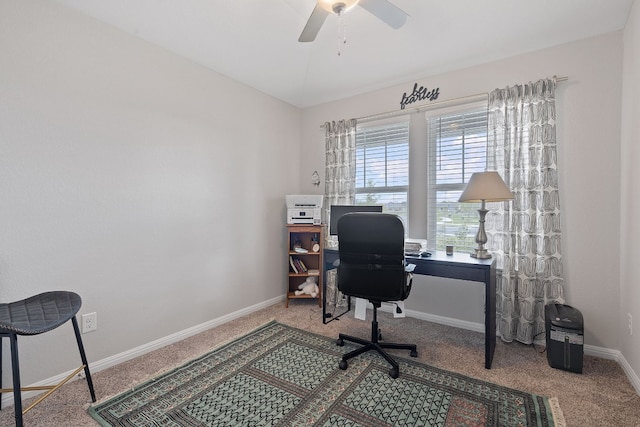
320, 75, 568, 128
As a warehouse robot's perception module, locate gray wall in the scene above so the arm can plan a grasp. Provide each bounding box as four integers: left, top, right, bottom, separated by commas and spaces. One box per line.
620, 0, 640, 391
300, 33, 624, 353
0, 1, 300, 386
1, 0, 638, 396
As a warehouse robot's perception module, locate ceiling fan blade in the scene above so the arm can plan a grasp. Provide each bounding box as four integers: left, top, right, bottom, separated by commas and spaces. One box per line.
298, 4, 331, 42
359, 0, 408, 29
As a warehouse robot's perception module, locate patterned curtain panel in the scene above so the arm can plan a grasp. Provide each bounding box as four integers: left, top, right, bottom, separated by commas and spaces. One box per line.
486, 78, 565, 344
323, 119, 357, 308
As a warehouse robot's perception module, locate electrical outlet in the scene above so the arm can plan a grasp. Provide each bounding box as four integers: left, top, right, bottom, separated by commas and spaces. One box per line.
82, 312, 97, 333
628, 313, 633, 336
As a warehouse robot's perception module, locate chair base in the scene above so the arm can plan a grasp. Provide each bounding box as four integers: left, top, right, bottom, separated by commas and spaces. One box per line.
0, 316, 96, 427
336, 306, 417, 379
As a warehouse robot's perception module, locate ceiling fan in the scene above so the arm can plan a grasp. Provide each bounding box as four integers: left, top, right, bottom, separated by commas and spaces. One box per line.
298, 0, 408, 43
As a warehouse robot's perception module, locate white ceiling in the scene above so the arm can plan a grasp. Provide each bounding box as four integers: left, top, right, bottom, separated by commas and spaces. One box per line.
53, 0, 633, 108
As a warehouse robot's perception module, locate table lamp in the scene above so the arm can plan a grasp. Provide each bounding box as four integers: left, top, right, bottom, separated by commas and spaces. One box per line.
458, 171, 513, 259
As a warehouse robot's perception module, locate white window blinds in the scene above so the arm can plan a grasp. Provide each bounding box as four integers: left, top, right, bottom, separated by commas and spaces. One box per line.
426, 104, 488, 252
355, 119, 409, 224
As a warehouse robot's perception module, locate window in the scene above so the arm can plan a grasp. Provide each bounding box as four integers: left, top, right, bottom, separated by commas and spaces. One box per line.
355, 119, 409, 226
426, 104, 488, 252
351, 102, 488, 250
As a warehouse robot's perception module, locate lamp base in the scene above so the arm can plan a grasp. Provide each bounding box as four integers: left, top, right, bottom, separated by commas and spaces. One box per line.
470, 248, 492, 259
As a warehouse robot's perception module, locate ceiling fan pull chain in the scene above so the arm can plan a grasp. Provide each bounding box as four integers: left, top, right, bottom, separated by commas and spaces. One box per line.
337, 10, 347, 56
343, 13, 347, 45
337, 11, 342, 55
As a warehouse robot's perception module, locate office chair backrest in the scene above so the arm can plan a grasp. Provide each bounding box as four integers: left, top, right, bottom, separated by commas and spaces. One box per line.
337, 212, 409, 302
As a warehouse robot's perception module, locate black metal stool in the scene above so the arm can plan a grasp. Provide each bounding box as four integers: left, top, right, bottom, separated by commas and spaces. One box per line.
0, 291, 96, 426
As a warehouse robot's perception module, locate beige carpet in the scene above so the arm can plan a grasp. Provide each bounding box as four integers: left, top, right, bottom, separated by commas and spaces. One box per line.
1, 301, 639, 426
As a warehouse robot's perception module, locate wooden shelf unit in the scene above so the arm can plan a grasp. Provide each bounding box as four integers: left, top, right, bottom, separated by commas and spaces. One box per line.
286, 224, 324, 307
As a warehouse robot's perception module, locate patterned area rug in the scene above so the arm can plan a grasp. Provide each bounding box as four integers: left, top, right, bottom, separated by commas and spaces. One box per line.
89, 321, 564, 426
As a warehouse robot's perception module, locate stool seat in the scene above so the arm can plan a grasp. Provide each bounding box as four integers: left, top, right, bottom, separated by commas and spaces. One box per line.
0, 291, 96, 427
0, 291, 82, 335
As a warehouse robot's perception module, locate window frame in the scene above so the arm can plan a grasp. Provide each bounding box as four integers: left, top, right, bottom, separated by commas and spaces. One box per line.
425, 101, 489, 252
354, 117, 410, 225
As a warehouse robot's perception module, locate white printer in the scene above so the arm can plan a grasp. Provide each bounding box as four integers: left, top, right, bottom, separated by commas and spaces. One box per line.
286, 195, 323, 225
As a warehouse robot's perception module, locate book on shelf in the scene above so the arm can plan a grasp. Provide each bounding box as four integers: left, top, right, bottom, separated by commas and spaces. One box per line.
307, 269, 320, 276
295, 257, 307, 273
289, 256, 308, 273
289, 256, 298, 274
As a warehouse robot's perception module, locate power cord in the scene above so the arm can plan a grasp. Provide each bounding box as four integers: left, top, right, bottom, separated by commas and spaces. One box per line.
531, 331, 547, 354
394, 303, 403, 314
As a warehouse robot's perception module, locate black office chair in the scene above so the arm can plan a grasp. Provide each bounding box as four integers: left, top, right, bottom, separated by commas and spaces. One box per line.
335, 212, 417, 379
0, 291, 96, 427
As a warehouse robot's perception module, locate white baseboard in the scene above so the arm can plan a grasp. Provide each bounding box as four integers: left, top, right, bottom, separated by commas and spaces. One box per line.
1, 295, 284, 408
388, 306, 640, 395
86, 295, 284, 374
587, 345, 640, 395
617, 352, 640, 395
403, 307, 485, 333
369, 303, 485, 333
5, 296, 638, 409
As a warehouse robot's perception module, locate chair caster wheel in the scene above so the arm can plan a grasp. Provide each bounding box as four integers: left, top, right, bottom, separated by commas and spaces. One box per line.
389, 367, 399, 379
410, 350, 418, 357
336, 338, 344, 346
339, 360, 348, 370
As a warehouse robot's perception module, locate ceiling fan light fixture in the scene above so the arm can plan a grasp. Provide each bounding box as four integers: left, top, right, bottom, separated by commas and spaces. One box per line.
299, 0, 407, 43
318, 0, 359, 14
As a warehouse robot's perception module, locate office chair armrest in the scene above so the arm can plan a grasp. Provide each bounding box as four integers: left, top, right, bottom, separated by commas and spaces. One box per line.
403, 263, 416, 299
405, 264, 416, 298
404, 272, 414, 299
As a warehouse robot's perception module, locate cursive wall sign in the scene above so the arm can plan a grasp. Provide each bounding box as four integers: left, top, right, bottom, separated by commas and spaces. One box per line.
400, 83, 440, 110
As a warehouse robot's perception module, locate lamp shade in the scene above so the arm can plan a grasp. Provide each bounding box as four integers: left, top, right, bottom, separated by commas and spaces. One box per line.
458, 171, 513, 202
